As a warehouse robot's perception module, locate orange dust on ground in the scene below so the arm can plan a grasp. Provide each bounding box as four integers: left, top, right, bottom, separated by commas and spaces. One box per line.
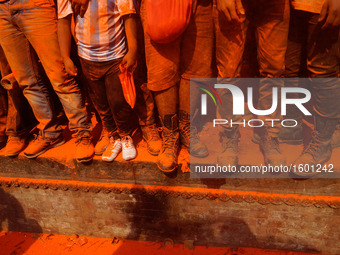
0, 231, 319, 255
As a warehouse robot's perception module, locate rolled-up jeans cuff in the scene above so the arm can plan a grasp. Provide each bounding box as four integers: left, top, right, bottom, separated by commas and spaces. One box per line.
110, 130, 120, 140
42, 130, 63, 139
138, 118, 156, 127
118, 126, 135, 138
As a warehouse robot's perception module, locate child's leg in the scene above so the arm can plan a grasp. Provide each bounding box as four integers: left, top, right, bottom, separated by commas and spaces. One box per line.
104, 59, 137, 161
104, 59, 135, 138
79, 58, 117, 135
79, 58, 118, 155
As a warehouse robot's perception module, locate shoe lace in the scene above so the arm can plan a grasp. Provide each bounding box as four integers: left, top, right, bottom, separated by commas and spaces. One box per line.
76, 136, 91, 145
182, 121, 200, 144
143, 125, 160, 141
148, 125, 160, 139
163, 131, 177, 150
31, 134, 43, 143
181, 120, 190, 136
107, 137, 120, 150
122, 136, 131, 149
304, 131, 320, 155
221, 134, 238, 151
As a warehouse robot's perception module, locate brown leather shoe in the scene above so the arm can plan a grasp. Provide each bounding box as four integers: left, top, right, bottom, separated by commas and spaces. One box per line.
24, 134, 65, 159
75, 134, 94, 163
141, 124, 162, 156
291, 116, 338, 179
178, 110, 208, 158
157, 114, 179, 173
5, 136, 26, 157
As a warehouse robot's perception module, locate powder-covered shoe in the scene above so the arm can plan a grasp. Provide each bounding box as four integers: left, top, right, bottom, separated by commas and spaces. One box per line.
5, 135, 26, 157
121, 135, 137, 161
75, 135, 94, 163
95, 129, 110, 155
102, 137, 122, 162
157, 114, 179, 173
24, 134, 65, 159
259, 134, 286, 167
179, 110, 208, 158
141, 124, 162, 156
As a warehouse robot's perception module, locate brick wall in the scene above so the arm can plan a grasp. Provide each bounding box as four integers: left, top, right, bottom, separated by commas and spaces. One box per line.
1, 184, 339, 254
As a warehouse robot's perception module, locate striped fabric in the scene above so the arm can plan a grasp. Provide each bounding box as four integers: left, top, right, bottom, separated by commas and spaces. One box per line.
291, 0, 325, 14
58, 0, 136, 62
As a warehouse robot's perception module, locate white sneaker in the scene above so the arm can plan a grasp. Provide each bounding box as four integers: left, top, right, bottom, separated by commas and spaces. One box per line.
121, 135, 137, 161
102, 137, 122, 162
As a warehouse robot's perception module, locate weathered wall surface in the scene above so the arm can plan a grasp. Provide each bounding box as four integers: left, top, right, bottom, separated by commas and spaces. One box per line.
0, 176, 339, 254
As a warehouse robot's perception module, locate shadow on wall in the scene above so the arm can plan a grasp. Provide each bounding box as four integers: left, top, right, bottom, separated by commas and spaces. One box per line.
0, 188, 42, 255
120, 185, 259, 248
117, 184, 320, 254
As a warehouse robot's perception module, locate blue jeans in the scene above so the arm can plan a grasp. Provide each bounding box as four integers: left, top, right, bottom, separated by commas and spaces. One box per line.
285, 9, 340, 120
0, 45, 9, 141
80, 57, 134, 137
0, 45, 37, 139
0, 0, 91, 139
0, 86, 6, 141
213, 0, 290, 136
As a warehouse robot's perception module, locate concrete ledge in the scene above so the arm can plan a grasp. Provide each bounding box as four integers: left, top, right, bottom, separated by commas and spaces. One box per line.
1, 177, 339, 208
0, 126, 340, 196
1, 151, 340, 196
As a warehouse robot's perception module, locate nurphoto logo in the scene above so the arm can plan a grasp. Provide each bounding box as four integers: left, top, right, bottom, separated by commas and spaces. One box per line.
200, 84, 312, 128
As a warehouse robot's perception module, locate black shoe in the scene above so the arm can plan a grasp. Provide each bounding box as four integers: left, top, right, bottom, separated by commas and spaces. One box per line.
179, 110, 208, 158
157, 114, 179, 173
